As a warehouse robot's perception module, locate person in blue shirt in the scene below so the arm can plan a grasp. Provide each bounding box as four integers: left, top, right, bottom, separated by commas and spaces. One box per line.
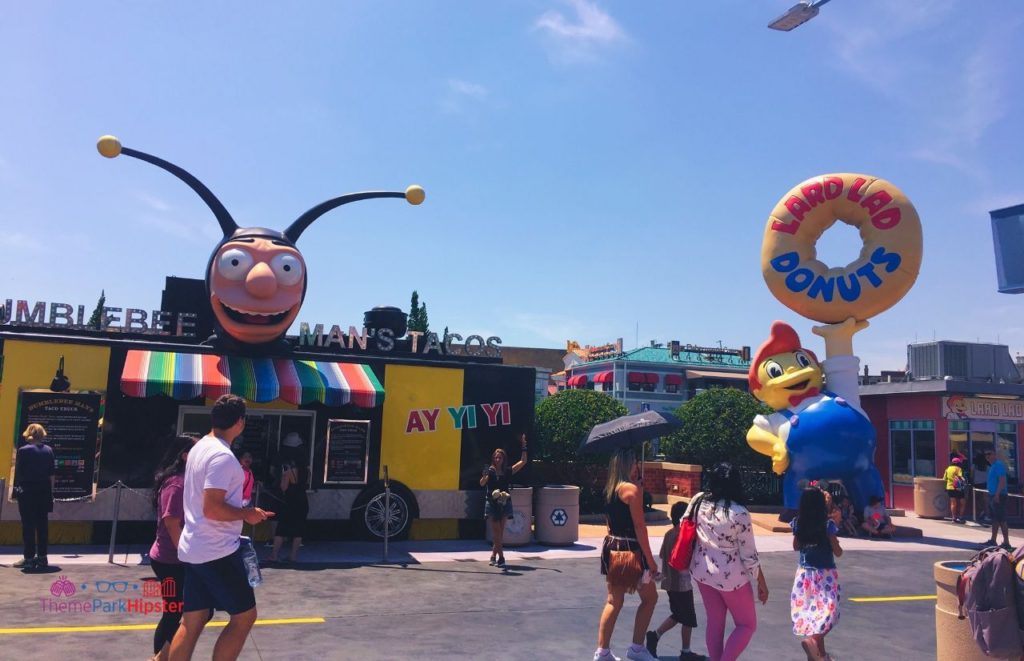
13, 423, 56, 569
984, 448, 1011, 550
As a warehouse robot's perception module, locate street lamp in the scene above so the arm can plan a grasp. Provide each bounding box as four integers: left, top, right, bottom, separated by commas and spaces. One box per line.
768, 0, 832, 31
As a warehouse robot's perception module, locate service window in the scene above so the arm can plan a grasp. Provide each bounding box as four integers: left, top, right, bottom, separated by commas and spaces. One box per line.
177, 407, 316, 489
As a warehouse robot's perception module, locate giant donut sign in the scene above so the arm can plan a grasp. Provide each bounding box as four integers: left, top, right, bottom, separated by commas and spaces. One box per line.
761, 173, 922, 323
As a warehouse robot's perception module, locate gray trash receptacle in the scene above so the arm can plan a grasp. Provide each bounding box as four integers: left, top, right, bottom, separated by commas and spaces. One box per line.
535, 485, 580, 546
914, 477, 948, 519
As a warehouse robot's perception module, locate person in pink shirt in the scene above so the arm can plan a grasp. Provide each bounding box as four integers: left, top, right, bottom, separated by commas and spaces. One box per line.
148, 436, 194, 661
239, 452, 255, 507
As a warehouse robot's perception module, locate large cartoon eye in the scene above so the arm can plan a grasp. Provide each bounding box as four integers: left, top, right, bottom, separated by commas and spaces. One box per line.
270, 253, 304, 286
795, 352, 812, 368
217, 248, 253, 281
765, 361, 784, 379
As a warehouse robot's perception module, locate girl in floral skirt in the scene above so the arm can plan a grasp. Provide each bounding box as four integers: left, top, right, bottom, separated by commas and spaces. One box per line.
790, 487, 843, 661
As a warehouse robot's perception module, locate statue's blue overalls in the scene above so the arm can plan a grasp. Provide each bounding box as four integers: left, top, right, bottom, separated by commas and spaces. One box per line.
781, 391, 885, 513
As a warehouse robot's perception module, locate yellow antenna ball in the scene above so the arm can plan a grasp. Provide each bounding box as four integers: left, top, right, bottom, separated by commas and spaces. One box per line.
96, 135, 122, 158
405, 185, 426, 205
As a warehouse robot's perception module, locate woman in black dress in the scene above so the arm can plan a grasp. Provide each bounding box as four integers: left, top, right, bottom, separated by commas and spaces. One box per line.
269, 460, 308, 564
479, 433, 528, 567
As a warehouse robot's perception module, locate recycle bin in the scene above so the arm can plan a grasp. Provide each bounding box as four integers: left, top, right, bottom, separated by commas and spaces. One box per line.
914, 477, 948, 519
934, 560, 991, 661
486, 486, 533, 546
534, 485, 580, 546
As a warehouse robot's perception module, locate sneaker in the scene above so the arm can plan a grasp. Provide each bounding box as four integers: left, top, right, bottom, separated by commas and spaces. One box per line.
1001, 541, 1014, 551
645, 631, 659, 656
680, 653, 708, 661
626, 645, 658, 661
496, 556, 506, 567
12, 557, 34, 569
35, 557, 48, 568
594, 650, 620, 661
983, 538, 999, 547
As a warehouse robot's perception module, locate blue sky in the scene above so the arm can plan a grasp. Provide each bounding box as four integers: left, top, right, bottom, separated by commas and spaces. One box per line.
2, 1, 1022, 372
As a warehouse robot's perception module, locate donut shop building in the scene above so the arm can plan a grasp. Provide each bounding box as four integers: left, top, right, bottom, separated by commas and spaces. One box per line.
859, 341, 1024, 513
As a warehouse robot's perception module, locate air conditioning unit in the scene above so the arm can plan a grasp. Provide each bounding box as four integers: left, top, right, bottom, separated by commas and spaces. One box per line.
908, 341, 1022, 383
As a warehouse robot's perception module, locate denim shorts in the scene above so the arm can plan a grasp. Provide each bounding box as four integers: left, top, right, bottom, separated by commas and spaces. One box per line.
183, 547, 255, 615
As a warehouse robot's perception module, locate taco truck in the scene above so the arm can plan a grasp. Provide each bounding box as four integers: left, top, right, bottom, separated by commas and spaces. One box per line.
0, 315, 536, 545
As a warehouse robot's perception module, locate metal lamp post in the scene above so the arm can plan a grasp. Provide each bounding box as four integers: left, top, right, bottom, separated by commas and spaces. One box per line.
768, 0, 832, 31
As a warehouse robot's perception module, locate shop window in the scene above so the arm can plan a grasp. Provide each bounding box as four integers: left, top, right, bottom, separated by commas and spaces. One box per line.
998, 430, 1019, 485
641, 382, 656, 393
628, 382, 642, 392
665, 384, 679, 394
890, 420, 935, 485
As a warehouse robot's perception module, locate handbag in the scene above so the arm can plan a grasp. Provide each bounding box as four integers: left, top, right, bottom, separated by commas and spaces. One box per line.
606, 545, 644, 593
669, 492, 704, 572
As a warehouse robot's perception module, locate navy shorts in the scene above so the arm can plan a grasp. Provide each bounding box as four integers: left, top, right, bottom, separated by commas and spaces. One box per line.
183, 547, 255, 615
989, 498, 1008, 523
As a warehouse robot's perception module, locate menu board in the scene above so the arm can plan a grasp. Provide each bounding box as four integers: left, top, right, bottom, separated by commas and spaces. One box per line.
17, 390, 102, 500
232, 414, 273, 461
324, 419, 370, 485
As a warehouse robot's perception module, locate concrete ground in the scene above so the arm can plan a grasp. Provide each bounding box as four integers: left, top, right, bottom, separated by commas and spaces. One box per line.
0, 514, 1015, 660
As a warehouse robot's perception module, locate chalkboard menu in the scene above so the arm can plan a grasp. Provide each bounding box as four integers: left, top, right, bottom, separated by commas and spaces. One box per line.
324, 419, 370, 485
17, 390, 102, 500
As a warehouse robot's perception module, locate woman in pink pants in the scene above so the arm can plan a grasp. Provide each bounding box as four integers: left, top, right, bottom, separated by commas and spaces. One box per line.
689, 463, 769, 661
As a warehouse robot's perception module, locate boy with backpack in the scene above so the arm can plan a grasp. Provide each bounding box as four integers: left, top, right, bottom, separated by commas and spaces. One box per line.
646, 501, 706, 661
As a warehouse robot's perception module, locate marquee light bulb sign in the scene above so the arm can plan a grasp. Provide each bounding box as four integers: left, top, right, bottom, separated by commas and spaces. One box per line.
96, 135, 425, 348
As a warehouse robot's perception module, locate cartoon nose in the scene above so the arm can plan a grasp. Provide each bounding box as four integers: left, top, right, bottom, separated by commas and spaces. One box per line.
245, 262, 278, 299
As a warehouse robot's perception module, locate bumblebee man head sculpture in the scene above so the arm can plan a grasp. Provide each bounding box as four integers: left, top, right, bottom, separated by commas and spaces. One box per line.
97, 135, 424, 349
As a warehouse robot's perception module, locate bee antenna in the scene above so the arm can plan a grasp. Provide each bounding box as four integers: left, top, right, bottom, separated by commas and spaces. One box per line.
284, 186, 424, 243
97, 136, 238, 237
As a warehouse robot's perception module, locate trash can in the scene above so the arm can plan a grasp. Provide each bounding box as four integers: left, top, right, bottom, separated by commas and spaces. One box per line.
914, 477, 949, 519
534, 485, 580, 546
934, 560, 990, 661
486, 486, 533, 547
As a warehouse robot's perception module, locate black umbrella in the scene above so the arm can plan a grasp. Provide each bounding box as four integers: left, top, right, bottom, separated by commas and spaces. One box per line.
578, 410, 683, 456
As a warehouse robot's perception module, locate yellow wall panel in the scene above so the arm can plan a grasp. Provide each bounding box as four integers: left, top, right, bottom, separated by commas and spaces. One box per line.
379, 365, 463, 490
1, 340, 111, 484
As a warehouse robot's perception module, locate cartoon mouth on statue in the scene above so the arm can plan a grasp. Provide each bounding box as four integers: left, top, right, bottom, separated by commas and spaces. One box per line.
786, 380, 810, 391
219, 301, 294, 326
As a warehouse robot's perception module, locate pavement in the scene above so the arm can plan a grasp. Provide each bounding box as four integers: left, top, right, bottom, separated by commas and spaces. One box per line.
0, 511, 1018, 660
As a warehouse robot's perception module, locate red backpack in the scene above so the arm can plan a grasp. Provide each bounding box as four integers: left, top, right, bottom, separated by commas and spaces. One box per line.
957, 546, 1024, 658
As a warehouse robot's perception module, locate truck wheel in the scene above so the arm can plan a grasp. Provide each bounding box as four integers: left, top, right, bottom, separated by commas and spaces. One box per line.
352, 482, 417, 541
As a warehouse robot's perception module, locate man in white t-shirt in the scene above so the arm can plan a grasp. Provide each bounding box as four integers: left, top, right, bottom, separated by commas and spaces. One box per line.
169, 395, 274, 661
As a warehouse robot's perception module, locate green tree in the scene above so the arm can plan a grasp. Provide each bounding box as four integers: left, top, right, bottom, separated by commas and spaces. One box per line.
87, 290, 106, 329
408, 290, 429, 333
534, 389, 628, 463
661, 387, 772, 470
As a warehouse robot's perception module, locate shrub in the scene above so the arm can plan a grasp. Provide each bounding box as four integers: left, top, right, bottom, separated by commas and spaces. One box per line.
534, 389, 628, 463
662, 387, 772, 470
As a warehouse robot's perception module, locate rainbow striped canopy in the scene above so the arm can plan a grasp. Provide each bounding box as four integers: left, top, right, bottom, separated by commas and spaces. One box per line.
120, 350, 384, 408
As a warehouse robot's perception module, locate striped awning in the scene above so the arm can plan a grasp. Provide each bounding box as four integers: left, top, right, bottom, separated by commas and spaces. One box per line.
120, 350, 384, 408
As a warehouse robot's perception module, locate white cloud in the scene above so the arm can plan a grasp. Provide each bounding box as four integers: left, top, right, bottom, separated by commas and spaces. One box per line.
826, 2, 1015, 180
138, 215, 205, 242
448, 79, 488, 100
136, 192, 171, 212
439, 78, 489, 115
505, 311, 590, 345
0, 231, 44, 251
534, 0, 627, 63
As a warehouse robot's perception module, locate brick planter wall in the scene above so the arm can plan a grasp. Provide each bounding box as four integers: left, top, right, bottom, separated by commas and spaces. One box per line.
642, 462, 703, 503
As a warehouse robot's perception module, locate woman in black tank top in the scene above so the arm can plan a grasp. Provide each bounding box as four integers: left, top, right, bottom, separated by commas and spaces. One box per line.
479, 433, 529, 567
595, 448, 660, 661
